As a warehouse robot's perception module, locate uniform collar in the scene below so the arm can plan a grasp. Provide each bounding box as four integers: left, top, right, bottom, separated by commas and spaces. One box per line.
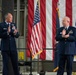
65, 26, 69, 30
5, 21, 11, 25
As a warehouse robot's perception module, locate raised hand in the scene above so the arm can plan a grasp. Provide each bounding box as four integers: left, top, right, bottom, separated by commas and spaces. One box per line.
62, 29, 66, 36
8, 25, 11, 33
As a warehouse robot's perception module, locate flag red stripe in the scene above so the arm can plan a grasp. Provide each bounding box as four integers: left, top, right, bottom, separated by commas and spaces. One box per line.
52, 0, 58, 60
33, 25, 40, 51
27, 0, 34, 57
40, 0, 46, 60
66, 0, 72, 25
35, 24, 41, 50
31, 28, 35, 53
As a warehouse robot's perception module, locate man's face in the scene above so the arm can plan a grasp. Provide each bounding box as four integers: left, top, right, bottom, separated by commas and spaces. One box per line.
62, 18, 70, 27
6, 14, 13, 23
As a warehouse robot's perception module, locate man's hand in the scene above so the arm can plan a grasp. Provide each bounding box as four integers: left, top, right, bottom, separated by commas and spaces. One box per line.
7, 25, 11, 33
13, 29, 18, 35
62, 34, 69, 38
62, 29, 69, 38
12, 25, 15, 30
64, 34, 69, 38
62, 29, 66, 35
12, 25, 18, 35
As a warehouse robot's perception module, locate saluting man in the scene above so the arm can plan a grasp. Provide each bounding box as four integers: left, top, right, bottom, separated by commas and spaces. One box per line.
56, 16, 76, 75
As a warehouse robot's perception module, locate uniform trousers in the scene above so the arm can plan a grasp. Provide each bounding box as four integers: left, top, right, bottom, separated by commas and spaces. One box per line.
57, 54, 74, 75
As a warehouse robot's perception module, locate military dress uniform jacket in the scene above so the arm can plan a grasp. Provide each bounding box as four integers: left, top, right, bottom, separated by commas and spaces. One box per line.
0, 22, 19, 51
56, 26, 76, 55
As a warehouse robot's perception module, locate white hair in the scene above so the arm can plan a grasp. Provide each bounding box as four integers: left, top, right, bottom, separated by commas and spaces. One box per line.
5, 13, 12, 19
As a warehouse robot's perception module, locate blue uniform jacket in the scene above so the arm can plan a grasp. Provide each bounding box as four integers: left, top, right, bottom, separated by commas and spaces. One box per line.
0, 22, 19, 51
56, 26, 76, 55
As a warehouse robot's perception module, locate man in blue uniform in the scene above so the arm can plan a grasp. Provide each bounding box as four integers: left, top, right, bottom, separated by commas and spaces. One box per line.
56, 16, 76, 75
0, 13, 20, 75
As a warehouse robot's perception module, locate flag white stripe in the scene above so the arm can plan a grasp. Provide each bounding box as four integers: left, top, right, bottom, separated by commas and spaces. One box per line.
46, 0, 53, 60
34, 0, 38, 13
34, 25, 40, 51
35, 23, 40, 49
31, 28, 36, 55
37, 23, 42, 49
59, 0, 66, 27
33, 27, 38, 54
72, 0, 76, 27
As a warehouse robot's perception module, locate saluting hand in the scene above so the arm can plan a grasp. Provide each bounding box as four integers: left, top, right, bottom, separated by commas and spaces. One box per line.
62, 29, 69, 38
64, 34, 69, 38
62, 29, 66, 35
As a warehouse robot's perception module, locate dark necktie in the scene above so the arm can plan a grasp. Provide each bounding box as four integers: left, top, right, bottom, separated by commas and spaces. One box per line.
7, 23, 10, 27
65, 28, 68, 34
65, 27, 67, 30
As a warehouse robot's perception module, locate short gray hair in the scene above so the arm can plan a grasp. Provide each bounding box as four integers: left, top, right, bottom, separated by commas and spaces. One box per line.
4, 13, 12, 19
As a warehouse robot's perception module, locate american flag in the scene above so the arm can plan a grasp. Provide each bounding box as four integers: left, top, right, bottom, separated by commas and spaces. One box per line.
30, 1, 42, 59
27, 0, 76, 60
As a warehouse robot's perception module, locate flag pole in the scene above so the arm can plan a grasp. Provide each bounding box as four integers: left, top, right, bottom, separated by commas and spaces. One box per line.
53, 1, 60, 72
37, 55, 40, 74
29, 50, 33, 75
29, 0, 41, 74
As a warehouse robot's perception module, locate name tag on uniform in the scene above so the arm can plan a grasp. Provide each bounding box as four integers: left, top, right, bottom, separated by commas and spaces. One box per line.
3, 28, 7, 30
60, 32, 62, 34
